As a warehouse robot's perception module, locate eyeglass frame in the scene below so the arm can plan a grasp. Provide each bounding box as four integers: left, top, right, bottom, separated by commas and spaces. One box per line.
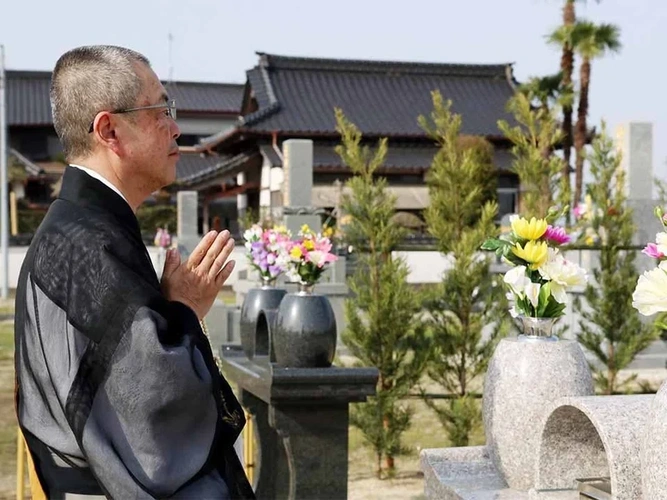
87, 98, 177, 133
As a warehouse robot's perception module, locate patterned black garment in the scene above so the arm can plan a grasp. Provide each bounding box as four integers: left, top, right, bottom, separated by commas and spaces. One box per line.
14, 166, 255, 499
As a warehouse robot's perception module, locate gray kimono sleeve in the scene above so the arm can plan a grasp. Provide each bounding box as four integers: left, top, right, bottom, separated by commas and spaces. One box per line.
78, 305, 229, 498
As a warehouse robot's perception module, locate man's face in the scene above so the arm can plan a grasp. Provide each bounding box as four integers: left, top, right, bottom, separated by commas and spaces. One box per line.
117, 63, 181, 192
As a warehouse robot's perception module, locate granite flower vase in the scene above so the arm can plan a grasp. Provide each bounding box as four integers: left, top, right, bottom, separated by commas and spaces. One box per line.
482, 316, 594, 491
273, 283, 337, 368
240, 279, 286, 360
641, 380, 667, 498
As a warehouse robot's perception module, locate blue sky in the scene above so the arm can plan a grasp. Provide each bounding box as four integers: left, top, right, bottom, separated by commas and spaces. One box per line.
3, 0, 665, 181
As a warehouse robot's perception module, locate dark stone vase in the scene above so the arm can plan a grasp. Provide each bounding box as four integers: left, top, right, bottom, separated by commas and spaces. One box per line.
273, 283, 337, 368
240, 281, 286, 360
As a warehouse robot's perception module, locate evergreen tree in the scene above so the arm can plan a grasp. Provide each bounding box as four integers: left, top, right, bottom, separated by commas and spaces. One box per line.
334, 108, 428, 477
574, 123, 658, 394
497, 92, 565, 219
417, 92, 510, 446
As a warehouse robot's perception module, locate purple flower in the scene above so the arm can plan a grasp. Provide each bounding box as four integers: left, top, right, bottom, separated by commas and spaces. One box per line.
544, 225, 571, 245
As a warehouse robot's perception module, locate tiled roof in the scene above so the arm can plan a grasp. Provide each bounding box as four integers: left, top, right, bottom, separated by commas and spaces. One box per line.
177, 152, 258, 186
236, 52, 518, 138
6, 70, 243, 126
260, 142, 514, 173
164, 81, 243, 114
7, 71, 53, 126
176, 153, 224, 182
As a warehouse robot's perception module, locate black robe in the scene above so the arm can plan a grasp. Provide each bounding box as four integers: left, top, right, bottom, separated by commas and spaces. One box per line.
14, 166, 255, 499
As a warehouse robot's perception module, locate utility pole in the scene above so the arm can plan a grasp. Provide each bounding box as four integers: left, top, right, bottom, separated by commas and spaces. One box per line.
0, 45, 8, 299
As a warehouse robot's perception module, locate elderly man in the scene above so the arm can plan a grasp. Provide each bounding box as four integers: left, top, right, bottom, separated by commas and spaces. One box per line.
14, 45, 254, 499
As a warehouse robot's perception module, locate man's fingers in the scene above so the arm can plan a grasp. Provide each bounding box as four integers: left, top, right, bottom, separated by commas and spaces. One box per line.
187, 231, 218, 269
199, 231, 230, 274
215, 259, 236, 287
209, 237, 235, 279
162, 248, 180, 280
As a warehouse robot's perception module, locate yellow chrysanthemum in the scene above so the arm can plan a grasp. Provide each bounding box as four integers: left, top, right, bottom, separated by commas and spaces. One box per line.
290, 247, 303, 259
511, 216, 548, 241
304, 239, 315, 251
300, 224, 312, 235
512, 240, 549, 270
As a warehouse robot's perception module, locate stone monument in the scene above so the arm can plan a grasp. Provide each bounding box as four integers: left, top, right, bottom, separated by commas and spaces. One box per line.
281, 139, 323, 236
176, 190, 201, 257
616, 122, 661, 249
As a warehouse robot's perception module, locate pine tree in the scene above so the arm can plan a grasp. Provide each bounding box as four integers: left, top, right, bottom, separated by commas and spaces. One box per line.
334, 108, 428, 478
574, 123, 658, 394
417, 92, 510, 446
497, 92, 565, 219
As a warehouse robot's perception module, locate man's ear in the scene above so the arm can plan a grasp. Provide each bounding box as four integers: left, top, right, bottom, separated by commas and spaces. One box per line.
92, 113, 122, 155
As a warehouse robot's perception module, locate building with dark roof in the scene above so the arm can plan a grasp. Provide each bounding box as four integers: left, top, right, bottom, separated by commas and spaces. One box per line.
185, 52, 522, 233
6, 69, 244, 236
6, 69, 244, 199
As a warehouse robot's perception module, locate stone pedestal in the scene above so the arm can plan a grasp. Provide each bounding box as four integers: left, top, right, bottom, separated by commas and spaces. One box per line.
642, 381, 667, 498
220, 350, 378, 499
535, 395, 651, 499
483, 338, 594, 491
422, 394, 652, 499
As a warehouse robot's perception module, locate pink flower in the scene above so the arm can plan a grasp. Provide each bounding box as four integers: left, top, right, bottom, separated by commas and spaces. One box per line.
544, 225, 571, 245
573, 204, 586, 220
642, 243, 665, 259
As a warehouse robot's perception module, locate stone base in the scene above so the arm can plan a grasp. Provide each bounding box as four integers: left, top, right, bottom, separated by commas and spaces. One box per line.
420, 446, 580, 499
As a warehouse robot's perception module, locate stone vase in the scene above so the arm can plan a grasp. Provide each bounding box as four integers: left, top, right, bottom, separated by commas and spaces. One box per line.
641, 379, 667, 498
273, 283, 337, 368
239, 279, 286, 360
482, 316, 594, 491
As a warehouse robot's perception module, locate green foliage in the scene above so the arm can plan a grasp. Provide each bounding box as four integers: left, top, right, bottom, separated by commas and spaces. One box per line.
136, 203, 177, 236
574, 123, 659, 394
498, 92, 566, 220
334, 108, 428, 477
423, 396, 480, 448
417, 92, 510, 446
8, 156, 28, 184
17, 210, 47, 235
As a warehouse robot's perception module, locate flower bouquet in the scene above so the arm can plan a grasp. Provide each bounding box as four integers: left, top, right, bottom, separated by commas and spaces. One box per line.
632, 207, 667, 324
242, 223, 292, 284
154, 227, 171, 249
285, 224, 338, 289
481, 211, 587, 323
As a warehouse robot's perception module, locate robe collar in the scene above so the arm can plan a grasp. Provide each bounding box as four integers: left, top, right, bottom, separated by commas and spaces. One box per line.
58, 165, 143, 243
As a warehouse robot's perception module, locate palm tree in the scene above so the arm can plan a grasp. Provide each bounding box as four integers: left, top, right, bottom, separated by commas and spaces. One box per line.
518, 73, 563, 114
547, 0, 578, 210
572, 21, 621, 204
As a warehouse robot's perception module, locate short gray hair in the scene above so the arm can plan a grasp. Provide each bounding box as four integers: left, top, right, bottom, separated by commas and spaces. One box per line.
50, 45, 151, 160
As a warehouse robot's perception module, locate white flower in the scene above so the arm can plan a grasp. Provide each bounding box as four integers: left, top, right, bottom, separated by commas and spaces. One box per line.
525, 282, 541, 308
538, 249, 587, 303
632, 263, 667, 316
503, 265, 530, 296
656, 232, 667, 256
307, 250, 325, 267
509, 306, 520, 318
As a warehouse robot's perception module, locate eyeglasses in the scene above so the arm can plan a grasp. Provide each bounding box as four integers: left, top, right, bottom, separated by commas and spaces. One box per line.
88, 99, 177, 133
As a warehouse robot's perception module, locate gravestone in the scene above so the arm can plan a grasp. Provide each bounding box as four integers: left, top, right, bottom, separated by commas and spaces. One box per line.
176, 190, 200, 257
616, 122, 661, 249
282, 139, 322, 236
